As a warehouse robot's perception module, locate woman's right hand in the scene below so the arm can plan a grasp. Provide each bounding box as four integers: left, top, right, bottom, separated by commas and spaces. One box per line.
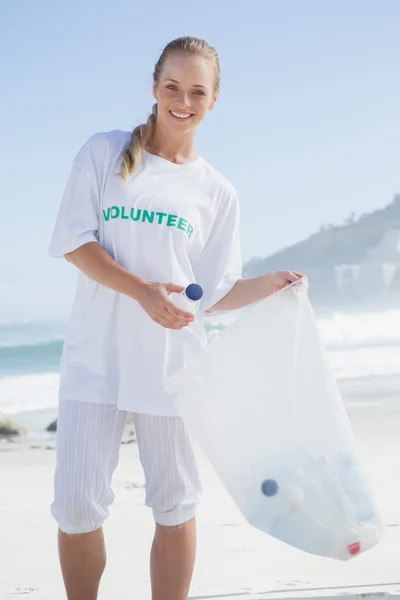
137, 282, 195, 329
63, 244, 195, 329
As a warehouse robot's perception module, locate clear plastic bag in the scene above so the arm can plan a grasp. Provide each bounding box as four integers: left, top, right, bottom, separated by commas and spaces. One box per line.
166, 279, 383, 560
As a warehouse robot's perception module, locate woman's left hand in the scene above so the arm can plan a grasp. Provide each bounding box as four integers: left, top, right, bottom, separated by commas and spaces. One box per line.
207, 269, 307, 313
267, 270, 307, 295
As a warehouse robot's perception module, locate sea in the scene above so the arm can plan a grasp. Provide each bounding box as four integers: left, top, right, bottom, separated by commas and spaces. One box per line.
1, 309, 400, 439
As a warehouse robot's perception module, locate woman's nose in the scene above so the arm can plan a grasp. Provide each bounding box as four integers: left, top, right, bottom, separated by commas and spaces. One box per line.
177, 91, 191, 108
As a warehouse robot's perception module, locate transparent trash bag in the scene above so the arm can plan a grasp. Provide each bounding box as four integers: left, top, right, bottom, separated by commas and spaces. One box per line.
166, 279, 383, 560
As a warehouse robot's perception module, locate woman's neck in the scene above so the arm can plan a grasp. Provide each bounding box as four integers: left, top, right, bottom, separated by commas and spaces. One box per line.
147, 123, 198, 164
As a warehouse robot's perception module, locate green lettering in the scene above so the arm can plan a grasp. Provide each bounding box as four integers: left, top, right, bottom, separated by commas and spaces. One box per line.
187, 224, 194, 238
130, 208, 141, 221
156, 211, 167, 225
111, 206, 120, 219
121, 206, 129, 220
167, 214, 178, 227
142, 210, 155, 223
177, 217, 187, 231
103, 208, 111, 222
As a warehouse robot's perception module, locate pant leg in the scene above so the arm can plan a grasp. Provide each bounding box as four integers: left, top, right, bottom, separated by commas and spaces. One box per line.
133, 414, 202, 526
51, 398, 127, 534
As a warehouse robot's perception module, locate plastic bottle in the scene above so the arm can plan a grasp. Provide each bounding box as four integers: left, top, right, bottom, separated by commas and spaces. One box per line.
171, 283, 203, 314
261, 455, 381, 559
260, 457, 345, 557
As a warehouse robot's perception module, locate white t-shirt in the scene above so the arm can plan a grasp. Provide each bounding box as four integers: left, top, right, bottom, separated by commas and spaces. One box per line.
49, 130, 242, 416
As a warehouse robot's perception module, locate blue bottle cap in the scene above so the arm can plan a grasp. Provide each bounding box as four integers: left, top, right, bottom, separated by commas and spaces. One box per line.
185, 283, 203, 302
261, 479, 278, 497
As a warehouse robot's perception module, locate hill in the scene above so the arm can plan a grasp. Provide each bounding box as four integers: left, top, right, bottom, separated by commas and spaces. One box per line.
244, 194, 400, 309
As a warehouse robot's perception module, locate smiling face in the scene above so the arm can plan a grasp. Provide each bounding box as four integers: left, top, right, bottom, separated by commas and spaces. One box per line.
153, 52, 218, 136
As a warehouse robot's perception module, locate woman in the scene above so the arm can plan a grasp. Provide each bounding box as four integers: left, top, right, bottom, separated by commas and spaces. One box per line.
49, 36, 302, 600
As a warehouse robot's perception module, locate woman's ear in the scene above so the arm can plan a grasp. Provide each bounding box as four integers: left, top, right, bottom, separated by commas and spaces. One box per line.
152, 81, 158, 101
209, 95, 218, 111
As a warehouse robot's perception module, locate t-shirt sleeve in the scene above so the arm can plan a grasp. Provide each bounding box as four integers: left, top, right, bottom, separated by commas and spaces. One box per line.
48, 137, 102, 258
193, 191, 243, 314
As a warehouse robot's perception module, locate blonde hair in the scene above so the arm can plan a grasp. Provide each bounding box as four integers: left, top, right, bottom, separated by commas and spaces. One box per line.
118, 36, 220, 180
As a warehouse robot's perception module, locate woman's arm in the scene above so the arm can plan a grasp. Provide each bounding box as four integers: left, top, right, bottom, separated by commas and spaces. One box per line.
65, 242, 194, 328
207, 270, 304, 313
66, 241, 146, 299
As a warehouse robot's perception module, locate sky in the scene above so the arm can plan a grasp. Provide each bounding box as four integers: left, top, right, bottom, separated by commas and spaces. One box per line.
1, 0, 399, 322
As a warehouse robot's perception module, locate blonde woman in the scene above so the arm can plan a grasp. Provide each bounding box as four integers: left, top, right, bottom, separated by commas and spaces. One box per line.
49, 36, 302, 600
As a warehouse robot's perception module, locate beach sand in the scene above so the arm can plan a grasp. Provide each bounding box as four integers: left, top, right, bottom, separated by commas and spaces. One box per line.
0, 404, 399, 600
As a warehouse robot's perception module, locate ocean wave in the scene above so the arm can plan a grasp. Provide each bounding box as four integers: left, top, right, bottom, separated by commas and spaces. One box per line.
315, 308, 400, 349
0, 372, 60, 414
327, 345, 400, 380
206, 307, 400, 350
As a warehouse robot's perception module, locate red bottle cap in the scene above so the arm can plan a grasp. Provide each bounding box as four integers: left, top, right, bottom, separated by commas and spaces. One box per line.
347, 542, 361, 556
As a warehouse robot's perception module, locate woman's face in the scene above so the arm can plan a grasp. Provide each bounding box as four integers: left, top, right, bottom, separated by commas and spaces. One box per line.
153, 53, 218, 136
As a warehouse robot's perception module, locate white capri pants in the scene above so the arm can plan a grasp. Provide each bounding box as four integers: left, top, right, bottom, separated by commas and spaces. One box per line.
51, 398, 202, 534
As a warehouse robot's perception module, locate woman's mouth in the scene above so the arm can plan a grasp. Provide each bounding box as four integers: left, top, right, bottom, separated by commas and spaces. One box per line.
169, 111, 193, 120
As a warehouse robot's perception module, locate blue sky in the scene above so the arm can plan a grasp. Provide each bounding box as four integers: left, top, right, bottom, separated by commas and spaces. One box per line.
1, 0, 399, 322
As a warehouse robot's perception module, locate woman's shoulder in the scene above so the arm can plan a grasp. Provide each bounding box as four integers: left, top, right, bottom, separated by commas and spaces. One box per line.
198, 158, 238, 203
85, 129, 131, 149
74, 130, 131, 169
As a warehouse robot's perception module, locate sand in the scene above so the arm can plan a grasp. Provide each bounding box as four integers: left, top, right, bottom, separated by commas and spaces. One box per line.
0, 404, 399, 600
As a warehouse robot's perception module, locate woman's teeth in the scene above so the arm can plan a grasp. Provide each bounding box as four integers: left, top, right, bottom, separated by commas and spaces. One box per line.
170, 111, 192, 119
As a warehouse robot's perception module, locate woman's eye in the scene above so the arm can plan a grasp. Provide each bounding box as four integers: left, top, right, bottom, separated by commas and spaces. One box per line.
166, 84, 205, 95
